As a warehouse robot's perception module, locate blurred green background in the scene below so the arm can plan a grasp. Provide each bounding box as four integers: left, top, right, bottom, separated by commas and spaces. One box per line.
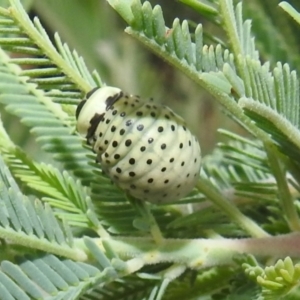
1, 0, 300, 158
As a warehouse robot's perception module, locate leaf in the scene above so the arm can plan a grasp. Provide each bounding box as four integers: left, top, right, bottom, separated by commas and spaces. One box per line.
280, 2, 300, 27
0, 255, 102, 299
0, 154, 90, 261
0, 0, 100, 95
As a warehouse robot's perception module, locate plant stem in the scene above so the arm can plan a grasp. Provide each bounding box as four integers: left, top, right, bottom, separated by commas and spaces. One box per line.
88, 233, 300, 270
264, 143, 300, 231
196, 177, 269, 238
279, 2, 300, 26
0, 227, 87, 261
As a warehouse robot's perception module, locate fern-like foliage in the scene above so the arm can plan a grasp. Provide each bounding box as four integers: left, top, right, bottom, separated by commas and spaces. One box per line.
0, 0, 99, 94
0, 255, 104, 300
0, 153, 152, 299
0, 137, 94, 228
0, 0, 300, 299
0, 154, 75, 255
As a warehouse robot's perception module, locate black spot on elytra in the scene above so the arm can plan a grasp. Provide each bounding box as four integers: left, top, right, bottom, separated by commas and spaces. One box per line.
137, 124, 144, 131
125, 139, 132, 147
129, 158, 135, 165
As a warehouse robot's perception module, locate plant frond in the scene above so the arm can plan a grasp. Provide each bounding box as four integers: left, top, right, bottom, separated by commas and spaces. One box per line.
168, 129, 296, 235
80, 237, 165, 299
243, 1, 300, 70
163, 267, 235, 300
80, 275, 159, 300
0, 0, 101, 98
238, 60, 300, 127
219, 1, 300, 164
239, 97, 300, 175
220, 0, 258, 59
219, 1, 300, 158
202, 130, 276, 207
167, 203, 250, 237
207, 130, 300, 234
225, 8, 300, 232
92, 197, 182, 236
107, 0, 234, 91
0, 254, 102, 299
0, 47, 99, 185
0, 155, 90, 261
0, 140, 95, 229
207, 130, 270, 182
